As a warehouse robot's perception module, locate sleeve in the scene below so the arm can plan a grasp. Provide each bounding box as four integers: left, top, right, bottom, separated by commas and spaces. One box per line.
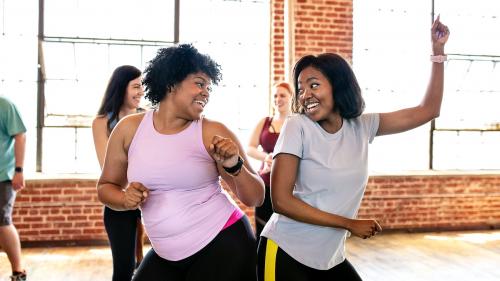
360, 113, 379, 144
4, 101, 27, 136
273, 115, 303, 159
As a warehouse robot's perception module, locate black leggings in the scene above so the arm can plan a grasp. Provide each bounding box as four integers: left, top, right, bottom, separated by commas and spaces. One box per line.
257, 236, 362, 281
133, 216, 257, 281
104, 206, 141, 281
255, 185, 273, 237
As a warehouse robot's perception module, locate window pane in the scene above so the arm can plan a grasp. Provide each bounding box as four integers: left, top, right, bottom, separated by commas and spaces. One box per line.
435, 0, 500, 55
180, 0, 271, 148
1, 0, 37, 36
354, 0, 429, 171
0, 0, 38, 174
434, 131, 500, 170
44, 0, 175, 41
42, 128, 77, 173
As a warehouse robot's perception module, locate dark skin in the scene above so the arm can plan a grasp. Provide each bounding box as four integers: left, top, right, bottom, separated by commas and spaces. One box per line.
272, 17, 449, 239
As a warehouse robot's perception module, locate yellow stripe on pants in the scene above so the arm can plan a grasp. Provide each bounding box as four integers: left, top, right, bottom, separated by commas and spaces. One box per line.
264, 239, 279, 281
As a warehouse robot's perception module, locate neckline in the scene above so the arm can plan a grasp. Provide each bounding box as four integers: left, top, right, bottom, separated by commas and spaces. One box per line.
150, 110, 196, 136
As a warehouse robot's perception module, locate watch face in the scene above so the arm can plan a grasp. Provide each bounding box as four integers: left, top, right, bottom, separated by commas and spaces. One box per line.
15, 167, 23, 173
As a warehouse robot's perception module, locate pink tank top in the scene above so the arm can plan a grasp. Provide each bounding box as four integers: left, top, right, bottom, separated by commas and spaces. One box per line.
127, 110, 238, 261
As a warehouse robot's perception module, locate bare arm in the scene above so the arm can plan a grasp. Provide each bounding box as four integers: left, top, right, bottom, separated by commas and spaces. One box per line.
96, 115, 148, 211
377, 17, 450, 136
247, 117, 268, 161
271, 153, 381, 238
204, 119, 265, 207
92, 116, 108, 169
11, 133, 26, 191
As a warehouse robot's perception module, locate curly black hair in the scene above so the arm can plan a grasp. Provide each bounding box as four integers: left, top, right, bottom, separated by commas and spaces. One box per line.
292, 53, 365, 119
143, 44, 222, 105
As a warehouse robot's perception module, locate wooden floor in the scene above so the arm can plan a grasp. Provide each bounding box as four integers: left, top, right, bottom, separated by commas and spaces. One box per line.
1, 230, 499, 281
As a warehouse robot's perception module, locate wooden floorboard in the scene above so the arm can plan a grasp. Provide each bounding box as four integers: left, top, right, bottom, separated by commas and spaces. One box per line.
1, 230, 499, 280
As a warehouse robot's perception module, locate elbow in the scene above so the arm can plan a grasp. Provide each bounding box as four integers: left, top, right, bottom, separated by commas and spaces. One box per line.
96, 183, 109, 205
239, 180, 265, 207
96, 185, 105, 205
271, 197, 288, 215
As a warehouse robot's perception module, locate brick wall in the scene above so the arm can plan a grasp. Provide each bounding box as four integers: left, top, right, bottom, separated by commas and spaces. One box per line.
12, 175, 500, 243
270, 0, 354, 83
271, 0, 287, 83
359, 175, 500, 231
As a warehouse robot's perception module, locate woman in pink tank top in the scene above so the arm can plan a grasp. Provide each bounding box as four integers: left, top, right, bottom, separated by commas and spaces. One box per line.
247, 82, 292, 237
96, 44, 264, 281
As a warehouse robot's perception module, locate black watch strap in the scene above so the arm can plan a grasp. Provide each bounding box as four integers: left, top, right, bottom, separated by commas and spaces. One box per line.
15, 166, 23, 173
223, 156, 244, 175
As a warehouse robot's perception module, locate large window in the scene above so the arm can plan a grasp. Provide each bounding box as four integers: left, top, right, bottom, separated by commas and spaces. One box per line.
1, 0, 270, 174
0, 0, 38, 174
354, 0, 500, 171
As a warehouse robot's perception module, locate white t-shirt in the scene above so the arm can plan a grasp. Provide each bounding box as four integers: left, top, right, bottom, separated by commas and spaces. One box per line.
261, 113, 379, 270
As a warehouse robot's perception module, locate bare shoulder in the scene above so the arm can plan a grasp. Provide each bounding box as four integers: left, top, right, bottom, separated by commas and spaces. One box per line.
112, 112, 146, 141
92, 115, 108, 129
202, 117, 232, 138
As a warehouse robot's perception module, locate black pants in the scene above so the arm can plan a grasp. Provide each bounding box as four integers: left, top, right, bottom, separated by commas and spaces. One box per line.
133, 216, 257, 281
255, 185, 273, 237
104, 206, 141, 281
257, 236, 362, 281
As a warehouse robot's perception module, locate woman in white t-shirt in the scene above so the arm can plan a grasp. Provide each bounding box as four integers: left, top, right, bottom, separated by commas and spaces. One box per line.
257, 17, 450, 281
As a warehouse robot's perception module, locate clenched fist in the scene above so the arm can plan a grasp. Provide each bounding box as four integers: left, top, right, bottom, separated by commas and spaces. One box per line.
123, 182, 149, 210
347, 218, 382, 239
209, 135, 239, 168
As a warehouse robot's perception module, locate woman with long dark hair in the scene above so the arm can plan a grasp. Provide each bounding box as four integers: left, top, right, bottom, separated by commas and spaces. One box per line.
92, 65, 146, 281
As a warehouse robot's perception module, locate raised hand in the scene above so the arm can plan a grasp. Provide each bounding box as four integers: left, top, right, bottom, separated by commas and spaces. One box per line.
123, 182, 149, 210
347, 219, 382, 239
209, 135, 239, 168
431, 15, 450, 53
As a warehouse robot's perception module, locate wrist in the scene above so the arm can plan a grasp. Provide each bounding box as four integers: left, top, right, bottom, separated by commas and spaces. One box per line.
432, 46, 445, 55
14, 166, 23, 173
430, 54, 447, 63
223, 155, 244, 176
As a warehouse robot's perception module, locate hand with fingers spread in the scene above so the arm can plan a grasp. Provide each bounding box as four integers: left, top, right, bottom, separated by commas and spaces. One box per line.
209, 135, 240, 169
431, 15, 450, 54
123, 182, 149, 210
347, 219, 382, 239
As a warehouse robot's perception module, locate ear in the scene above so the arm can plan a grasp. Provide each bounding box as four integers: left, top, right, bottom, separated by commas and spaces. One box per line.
169, 83, 180, 96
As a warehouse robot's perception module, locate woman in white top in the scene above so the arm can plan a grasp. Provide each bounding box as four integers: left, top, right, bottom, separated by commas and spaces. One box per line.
258, 17, 450, 281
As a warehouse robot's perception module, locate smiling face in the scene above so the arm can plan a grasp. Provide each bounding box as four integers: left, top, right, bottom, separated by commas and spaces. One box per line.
273, 85, 292, 114
123, 76, 144, 110
170, 72, 212, 120
297, 66, 335, 122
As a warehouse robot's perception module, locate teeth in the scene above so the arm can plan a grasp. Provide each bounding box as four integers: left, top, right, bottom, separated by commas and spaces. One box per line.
306, 102, 319, 109
194, 100, 206, 107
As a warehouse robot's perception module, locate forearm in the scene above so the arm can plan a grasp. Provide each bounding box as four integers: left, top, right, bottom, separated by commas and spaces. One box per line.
230, 167, 265, 207
14, 134, 26, 168
247, 146, 268, 162
420, 60, 444, 119
274, 195, 351, 230
97, 183, 128, 211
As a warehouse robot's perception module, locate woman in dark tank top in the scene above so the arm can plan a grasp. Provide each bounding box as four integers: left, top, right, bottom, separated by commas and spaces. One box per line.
247, 82, 293, 236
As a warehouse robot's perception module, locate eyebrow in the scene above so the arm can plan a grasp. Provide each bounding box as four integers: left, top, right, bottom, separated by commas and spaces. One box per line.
194, 76, 209, 83
298, 76, 319, 85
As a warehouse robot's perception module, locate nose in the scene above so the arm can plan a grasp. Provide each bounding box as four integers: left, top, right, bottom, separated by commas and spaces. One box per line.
301, 88, 312, 100
200, 89, 210, 99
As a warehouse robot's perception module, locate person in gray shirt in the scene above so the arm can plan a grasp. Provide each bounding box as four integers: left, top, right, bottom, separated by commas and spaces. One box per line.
257, 16, 450, 281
